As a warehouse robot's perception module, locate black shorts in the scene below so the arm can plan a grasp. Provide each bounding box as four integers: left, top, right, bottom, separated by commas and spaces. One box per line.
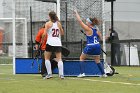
46, 44, 62, 53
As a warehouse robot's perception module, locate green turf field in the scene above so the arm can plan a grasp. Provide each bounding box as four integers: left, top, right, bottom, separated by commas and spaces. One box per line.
0, 65, 140, 93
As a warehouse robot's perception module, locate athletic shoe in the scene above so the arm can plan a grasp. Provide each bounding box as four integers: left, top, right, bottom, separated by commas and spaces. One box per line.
43, 74, 52, 79
50, 74, 53, 78
101, 74, 108, 78
59, 75, 65, 79
77, 73, 85, 78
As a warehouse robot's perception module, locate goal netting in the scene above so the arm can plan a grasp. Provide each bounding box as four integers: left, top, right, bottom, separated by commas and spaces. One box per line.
0, 18, 28, 64
0, 0, 57, 74
60, 0, 106, 58
0, 0, 107, 74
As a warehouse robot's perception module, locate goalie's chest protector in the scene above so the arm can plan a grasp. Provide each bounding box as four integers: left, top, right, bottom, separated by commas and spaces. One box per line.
46, 22, 62, 46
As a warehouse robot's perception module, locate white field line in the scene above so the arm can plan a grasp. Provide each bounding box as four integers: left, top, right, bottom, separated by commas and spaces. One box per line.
1, 75, 140, 86
0, 73, 5, 74
0, 78, 15, 81
0, 64, 12, 65
70, 78, 140, 86
0, 78, 42, 83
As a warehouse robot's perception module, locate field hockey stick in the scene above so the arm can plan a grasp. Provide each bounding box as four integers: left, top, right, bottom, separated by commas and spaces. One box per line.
80, 30, 107, 55
31, 53, 41, 72
31, 45, 40, 66
61, 46, 70, 57
31, 49, 38, 68
80, 30, 86, 35
36, 56, 41, 73
31, 43, 42, 72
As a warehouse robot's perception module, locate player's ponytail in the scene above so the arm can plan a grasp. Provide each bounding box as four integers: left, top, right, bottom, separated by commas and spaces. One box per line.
49, 11, 58, 23
90, 17, 100, 26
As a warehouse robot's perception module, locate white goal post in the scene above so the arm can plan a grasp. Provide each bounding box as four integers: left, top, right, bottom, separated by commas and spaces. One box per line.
0, 18, 28, 57
0, 17, 28, 74
0, 0, 59, 74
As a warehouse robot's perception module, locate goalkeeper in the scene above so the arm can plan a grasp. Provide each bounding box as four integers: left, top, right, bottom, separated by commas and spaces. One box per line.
35, 25, 57, 77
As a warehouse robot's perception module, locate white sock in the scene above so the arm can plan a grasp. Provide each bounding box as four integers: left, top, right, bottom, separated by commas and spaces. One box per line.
58, 61, 64, 76
45, 60, 52, 75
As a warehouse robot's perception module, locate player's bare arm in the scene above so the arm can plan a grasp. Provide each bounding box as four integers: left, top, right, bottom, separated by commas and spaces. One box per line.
42, 21, 51, 38
57, 22, 64, 35
74, 10, 92, 35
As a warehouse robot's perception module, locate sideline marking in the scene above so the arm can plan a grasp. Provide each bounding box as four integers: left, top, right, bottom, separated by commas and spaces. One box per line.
0, 78, 42, 83
0, 73, 5, 74
70, 78, 140, 86
0, 78, 15, 80
0, 64, 12, 65
1, 76, 140, 86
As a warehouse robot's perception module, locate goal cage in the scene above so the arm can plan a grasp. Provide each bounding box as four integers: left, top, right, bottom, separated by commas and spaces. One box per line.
0, 0, 58, 74
0, 18, 28, 73
0, 0, 108, 75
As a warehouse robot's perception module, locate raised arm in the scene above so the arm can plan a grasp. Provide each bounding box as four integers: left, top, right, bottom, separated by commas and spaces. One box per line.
74, 10, 91, 33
